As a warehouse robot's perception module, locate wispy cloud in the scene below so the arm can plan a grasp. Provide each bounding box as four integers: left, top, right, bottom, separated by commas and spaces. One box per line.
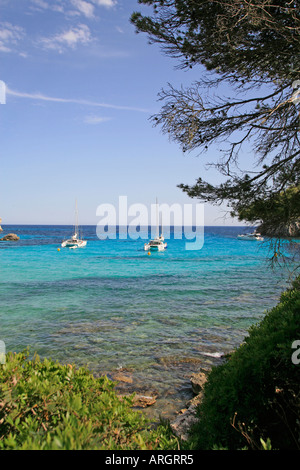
30, 0, 64, 13
0, 22, 25, 53
6, 87, 149, 113
30, 0, 50, 10
39, 24, 92, 52
84, 115, 112, 124
0, 2, 120, 56
70, 0, 95, 18
30, 0, 117, 17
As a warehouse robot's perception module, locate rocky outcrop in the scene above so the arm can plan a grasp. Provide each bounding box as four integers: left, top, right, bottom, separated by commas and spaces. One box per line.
190, 371, 207, 395
171, 371, 208, 441
170, 394, 203, 441
0, 217, 2, 232
0, 233, 20, 241
257, 221, 300, 238
131, 393, 158, 408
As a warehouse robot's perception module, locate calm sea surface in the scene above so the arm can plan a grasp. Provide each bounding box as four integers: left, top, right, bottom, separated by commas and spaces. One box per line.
0, 225, 292, 419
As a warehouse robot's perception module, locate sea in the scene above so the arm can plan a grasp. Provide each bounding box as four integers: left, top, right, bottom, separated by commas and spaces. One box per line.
0, 225, 294, 420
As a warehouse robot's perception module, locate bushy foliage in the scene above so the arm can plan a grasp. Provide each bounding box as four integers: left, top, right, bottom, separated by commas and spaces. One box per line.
190, 277, 300, 450
236, 186, 300, 237
0, 352, 178, 450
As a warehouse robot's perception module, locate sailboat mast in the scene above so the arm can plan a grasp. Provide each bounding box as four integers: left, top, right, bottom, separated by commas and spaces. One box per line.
160, 212, 163, 238
156, 198, 159, 238
75, 200, 79, 236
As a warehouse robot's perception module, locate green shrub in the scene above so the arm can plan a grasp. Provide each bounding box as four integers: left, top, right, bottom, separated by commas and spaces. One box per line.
190, 276, 300, 450
0, 351, 179, 450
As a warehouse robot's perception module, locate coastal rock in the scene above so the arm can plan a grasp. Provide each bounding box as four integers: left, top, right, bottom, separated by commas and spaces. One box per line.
0, 233, 20, 241
171, 372, 208, 441
257, 221, 300, 238
132, 394, 158, 408
190, 371, 207, 395
119, 392, 158, 408
171, 393, 203, 441
0, 217, 3, 232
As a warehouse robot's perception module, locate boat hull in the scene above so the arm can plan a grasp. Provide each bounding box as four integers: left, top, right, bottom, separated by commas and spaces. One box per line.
61, 239, 87, 248
237, 234, 264, 241
144, 241, 167, 251
69, 241, 87, 249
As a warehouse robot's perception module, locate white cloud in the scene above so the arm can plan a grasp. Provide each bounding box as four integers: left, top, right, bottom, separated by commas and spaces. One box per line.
0, 22, 25, 53
29, 0, 64, 14
84, 115, 112, 124
30, 0, 49, 9
30, 0, 117, 17
68, 0, 117, 18
92, 0, 116, 7
6, 87, 149, 113
39, 24, 92, 52
70, 0, 95, 18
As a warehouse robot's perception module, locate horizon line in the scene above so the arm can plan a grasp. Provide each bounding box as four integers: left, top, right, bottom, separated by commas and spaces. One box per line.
0, 223, 251, 227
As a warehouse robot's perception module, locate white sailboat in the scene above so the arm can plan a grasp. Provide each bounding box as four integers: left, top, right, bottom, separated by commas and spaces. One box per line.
237, 231, 264, 241
144, 199, 167, 252
61, 201, 87, 249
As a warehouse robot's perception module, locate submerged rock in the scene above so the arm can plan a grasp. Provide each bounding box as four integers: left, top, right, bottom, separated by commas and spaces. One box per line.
109, 367, 158, 409
132, 394, 158, 408
110, 370, 133, 384
0, 233, 19, 241
118, 392, 158, 408
190, 371, 207, 395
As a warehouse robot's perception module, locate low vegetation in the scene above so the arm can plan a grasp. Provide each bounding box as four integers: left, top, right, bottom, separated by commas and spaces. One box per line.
0, 351, 178, 450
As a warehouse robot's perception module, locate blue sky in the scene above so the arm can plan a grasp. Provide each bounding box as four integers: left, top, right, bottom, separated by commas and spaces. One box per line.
0, 0, 244, 226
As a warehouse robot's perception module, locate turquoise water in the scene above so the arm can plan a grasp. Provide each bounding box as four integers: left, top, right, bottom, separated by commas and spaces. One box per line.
0, 225, 291, 419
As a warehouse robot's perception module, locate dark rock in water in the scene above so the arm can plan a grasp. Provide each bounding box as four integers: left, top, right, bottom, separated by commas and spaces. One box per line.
156, 355, 206, 367
109, 367, 158, 408
118, 390, 158, 408
0, 233, 20, 241
190, 371, 207, 395
131, 394, 158, 408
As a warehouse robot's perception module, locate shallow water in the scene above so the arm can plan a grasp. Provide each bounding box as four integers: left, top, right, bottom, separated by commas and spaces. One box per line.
0, 225, 291, 419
